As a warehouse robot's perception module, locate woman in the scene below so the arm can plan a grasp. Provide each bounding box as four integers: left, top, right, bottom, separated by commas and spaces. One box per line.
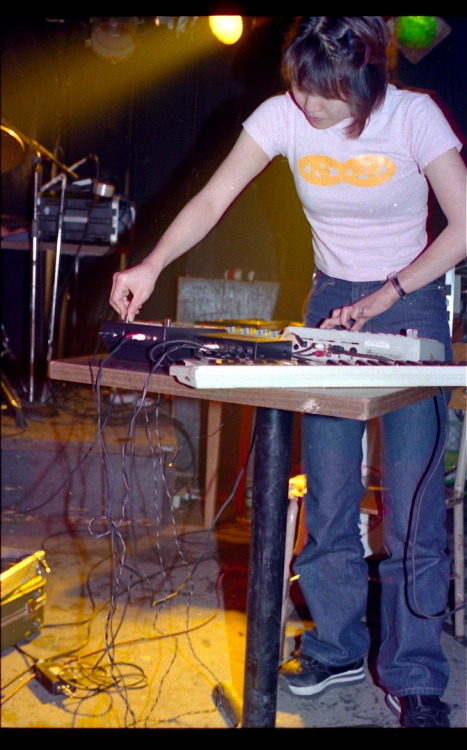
110, 17, 466, 727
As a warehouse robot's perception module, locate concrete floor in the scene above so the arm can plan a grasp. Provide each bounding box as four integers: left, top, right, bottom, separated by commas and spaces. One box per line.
1, 384, 466, 730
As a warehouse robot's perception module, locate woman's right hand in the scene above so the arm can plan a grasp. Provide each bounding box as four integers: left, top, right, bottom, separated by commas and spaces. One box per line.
109, 260, 160, 322
108, 130, 271, 323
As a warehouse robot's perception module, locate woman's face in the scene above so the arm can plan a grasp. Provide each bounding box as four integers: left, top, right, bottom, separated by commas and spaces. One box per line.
291, 87, 353, 129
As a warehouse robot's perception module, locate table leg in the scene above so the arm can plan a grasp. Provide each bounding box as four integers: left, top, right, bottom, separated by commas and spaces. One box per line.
242, 406, 293, 728
204, 400, 222, 529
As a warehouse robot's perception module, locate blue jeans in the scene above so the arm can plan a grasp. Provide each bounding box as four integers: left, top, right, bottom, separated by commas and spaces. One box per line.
296, 272, 452, 696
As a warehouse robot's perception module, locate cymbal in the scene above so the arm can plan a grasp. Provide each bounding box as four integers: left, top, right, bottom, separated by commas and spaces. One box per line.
1, 125, 26, 173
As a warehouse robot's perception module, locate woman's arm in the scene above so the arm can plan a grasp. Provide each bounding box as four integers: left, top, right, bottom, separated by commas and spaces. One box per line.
109, 130, 271, 321
320, 147, 466, 331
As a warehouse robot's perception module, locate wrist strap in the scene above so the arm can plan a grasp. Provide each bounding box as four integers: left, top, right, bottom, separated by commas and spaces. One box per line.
388, 275, 408, 299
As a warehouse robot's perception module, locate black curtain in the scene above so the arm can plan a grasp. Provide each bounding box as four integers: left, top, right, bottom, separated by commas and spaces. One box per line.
2, 17, 466, 368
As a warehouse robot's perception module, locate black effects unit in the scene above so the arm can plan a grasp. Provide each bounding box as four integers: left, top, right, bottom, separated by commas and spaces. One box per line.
99, 320, 293, 366
100, 320, 227, 365
192, 332, 293, 361
38, 193, 120, 245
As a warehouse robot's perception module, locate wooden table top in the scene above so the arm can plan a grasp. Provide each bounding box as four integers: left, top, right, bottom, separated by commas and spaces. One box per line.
49, 355, 443, 421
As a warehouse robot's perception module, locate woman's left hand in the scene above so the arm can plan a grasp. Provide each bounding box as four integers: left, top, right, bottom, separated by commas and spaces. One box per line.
320, 282, 399, 331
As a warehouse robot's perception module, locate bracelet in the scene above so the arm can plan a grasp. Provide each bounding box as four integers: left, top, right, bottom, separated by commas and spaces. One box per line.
388, 275, 408, 299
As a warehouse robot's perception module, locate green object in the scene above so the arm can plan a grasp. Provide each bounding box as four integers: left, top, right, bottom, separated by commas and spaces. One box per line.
395, 16, 438, 49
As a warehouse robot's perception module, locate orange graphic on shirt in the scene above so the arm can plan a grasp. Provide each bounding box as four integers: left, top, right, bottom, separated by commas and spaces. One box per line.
298, 154, 396, 187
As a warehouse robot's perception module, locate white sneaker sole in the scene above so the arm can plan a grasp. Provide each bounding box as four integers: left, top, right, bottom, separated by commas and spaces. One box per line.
285, 667, 365, 696
385, 694, 402, 717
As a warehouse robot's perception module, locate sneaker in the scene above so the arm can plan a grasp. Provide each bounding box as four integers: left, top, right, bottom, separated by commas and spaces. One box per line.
386, 693, 451, 728
280, 654, 365, 696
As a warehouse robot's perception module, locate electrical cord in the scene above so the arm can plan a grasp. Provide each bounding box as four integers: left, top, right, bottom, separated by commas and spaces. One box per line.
0, 545, 223, 708
2, 335, 252, 722
87, 342, 230, 723
1, 335, 119, 514
406, 388, 465, 621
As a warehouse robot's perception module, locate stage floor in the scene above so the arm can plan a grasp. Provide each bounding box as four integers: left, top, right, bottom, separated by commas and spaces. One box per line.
1, 384, 466, 730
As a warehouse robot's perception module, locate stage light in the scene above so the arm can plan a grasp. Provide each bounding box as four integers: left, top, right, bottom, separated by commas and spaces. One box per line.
395, 16, 437, 49
387, 16, 451, 64
209, 16, 243, 45
88, 17, 139, 62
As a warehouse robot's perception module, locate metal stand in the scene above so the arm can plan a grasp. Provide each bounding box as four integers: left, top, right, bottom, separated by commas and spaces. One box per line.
2, 119, 80, 404
212, 407, 293, 728
1, 324, 27, 427
2, 121, 78, 404
28, 152, 43, 404
39, 174, 67, 402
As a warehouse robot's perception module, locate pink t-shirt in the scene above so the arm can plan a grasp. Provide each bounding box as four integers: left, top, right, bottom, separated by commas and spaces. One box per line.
243, 85, 462, 281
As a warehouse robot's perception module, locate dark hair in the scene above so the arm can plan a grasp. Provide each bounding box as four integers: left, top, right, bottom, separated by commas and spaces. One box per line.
282, 17, 389, 137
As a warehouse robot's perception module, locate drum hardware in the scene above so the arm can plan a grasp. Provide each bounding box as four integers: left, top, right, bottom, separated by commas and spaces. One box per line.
1, 119, 79, 404
1, 324, 26, 428
1, 371, 26, 428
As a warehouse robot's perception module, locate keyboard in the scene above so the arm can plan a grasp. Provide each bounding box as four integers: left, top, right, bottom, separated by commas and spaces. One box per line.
169, 358, 465, 389
281, 326, 445, 363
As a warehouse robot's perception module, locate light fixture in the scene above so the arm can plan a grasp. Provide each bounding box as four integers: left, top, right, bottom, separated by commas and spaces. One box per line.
387, 16, 451, 64
88, 17, 139, 62
209, 15, 243, 45
395, 16, 438, 48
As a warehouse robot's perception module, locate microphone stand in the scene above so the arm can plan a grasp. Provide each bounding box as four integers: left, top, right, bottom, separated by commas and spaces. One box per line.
28, 150, 42, 404
23, 139, 78, 405
40, 174, 67, 403
1, 119, 80, 415
38, 156, 92, 404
